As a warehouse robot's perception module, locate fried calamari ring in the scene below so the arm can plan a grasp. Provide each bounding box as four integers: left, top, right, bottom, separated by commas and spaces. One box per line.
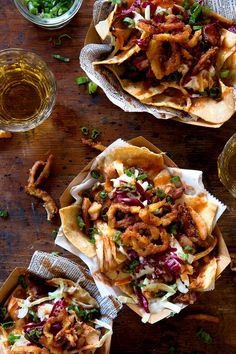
122, 223, 170, 256
107, 203, 140, 228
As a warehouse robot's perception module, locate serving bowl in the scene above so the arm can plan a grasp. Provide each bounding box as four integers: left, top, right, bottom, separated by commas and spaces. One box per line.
14, 0, 83, 29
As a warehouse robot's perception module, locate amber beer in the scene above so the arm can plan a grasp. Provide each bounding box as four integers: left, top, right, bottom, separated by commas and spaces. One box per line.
0, 49, 56, 132
218, 134, 236, 198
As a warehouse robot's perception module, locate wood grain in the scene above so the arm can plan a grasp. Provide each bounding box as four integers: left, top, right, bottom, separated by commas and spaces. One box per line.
0, 1, 236, 353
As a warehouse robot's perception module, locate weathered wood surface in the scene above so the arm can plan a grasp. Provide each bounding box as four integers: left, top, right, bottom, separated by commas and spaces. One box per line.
0, 1, 236, 353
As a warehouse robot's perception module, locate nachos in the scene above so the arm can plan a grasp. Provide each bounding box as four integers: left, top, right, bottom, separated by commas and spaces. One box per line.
60, 145, 220, 320
93, 0, 236, 125
0, 274, 111, 353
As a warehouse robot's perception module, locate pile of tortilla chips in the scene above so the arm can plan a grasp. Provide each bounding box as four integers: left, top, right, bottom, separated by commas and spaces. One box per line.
59, 141, 227, 322
92, 0, 236, 126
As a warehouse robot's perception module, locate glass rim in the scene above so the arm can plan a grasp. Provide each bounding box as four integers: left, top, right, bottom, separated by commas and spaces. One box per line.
14, 0, 83, 26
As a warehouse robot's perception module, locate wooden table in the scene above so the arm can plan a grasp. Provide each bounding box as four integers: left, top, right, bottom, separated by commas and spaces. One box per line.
0, 1, 236, 353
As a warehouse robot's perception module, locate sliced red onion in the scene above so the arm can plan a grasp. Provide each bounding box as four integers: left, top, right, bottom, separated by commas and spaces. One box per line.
24, 321, 45, 333
50, 299, 67, 317
117, 196, 144, 207
228, 26, 236, 34
135, 287, 149, 313
127, 249, 138, 260
51, 322, 62, 335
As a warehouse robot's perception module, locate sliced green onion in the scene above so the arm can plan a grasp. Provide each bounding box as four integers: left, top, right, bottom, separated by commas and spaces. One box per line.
137, 173, 148, 180
199, 91, 208, 96
2, 321, 15, 329
113, 230, 122, 245
88, 82, 98, 94
51, 252, 60, 256
168, 222, 178, 236
100, 191, 108, 200
0, 210, 8, 218
166, 195, 173, 204
220, 69, 230, 78
183, 0, 190, 10
91, 170, 100, 179
77, 215, 85, 229
123, 17, 135, 29
193, 25, 203, 30
8, 333, 21, 345
110, 0, 122, 4
76, 76, 90, 85
196, 328, 213, 344
189, 3, 202, 25
52, 54, 70, 62
131, 282, 145, 287
125, 168, 135, 177
156, 188, 166, 199
126, 260, 139, 272
80, 126, 89, 135
184, 245, 195, 254
91, 129, 100, 140
170, 175, 181, 185
28, 309, 39, 322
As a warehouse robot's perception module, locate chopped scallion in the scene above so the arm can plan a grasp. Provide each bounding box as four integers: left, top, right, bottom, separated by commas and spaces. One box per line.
52, 54, 70, 62
88, 82, 98, 94
0, 210, 8, 218
91, 170, 100, 179
76, 76, 90, 85
123, 17, 135, 29
220, 69, 230, 78
80, 126, 89, 135
91, 129, 100, 140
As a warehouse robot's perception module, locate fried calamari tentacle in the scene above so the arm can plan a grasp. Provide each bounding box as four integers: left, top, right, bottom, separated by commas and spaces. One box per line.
192, 47, 218, 75
82, 197, 92, 234
25, 155, 58, 221
107, 203, 140, 228
188, 206, 208, 240
122, 223, 170, 256
81, 137, 106, 152
25, 185, 58, 221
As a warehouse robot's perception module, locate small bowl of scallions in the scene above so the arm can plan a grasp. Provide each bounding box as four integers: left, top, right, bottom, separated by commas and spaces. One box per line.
14, 0, 83, 29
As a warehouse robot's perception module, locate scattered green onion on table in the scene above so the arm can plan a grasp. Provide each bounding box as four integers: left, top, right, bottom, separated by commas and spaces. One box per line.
24, 0, 74, 18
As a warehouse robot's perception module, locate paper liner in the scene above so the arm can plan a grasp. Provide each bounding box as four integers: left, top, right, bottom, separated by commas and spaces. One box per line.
80, 0, 236, 128
56, 136, 231, 323
0, 252, 123, 354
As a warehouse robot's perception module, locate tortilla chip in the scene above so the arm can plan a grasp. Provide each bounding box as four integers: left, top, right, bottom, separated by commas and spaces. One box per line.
216, 29, 236, 70
189, 80, 235, 124
221, 52, 236, 86
190, 257, 217, 291
107, 64, 167, 100
59, 204, 96, 258
95, 4, 118, 42
141, 85, 191, 111
100, 145, 165, 178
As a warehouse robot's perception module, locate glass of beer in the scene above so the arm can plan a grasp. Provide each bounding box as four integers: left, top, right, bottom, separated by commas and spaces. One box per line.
0, 48, 57, 132
218, 133, 236, 198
